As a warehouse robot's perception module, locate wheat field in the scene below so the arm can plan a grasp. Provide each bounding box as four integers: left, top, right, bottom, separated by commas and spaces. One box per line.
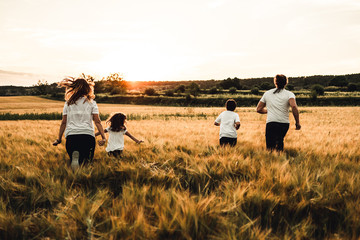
0, 96, 359, 239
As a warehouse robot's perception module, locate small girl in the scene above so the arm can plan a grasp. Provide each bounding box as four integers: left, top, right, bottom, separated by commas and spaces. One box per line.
96, 112, 143, 157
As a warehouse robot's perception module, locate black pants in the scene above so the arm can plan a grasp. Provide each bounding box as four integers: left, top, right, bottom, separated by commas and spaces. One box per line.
265, 122, 289, 151
66, 134, 95, 165
108, 150, 123, 158
220, 137, 237, 147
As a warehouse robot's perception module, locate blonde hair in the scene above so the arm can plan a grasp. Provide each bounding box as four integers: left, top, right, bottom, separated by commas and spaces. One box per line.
58, 77, 95, 105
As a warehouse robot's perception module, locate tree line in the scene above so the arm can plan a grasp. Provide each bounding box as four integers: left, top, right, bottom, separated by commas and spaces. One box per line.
1, 73, 360, 97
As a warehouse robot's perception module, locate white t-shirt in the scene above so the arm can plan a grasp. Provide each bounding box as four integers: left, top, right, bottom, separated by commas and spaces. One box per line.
105, 127, 127, 152
260, 88, 295, 123
63, 97, 99, 138
215, 111, 240, 139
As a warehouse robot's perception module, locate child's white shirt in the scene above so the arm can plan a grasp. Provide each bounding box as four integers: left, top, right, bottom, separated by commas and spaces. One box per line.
105, 127, 127, 152
215, 111, 240, 139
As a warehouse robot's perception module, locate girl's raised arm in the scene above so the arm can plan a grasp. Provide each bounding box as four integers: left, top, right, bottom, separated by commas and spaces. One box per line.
125, 131, 143, 144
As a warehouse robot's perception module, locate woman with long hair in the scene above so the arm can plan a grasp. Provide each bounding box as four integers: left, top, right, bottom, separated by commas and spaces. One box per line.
256, 74, 301, 151
53, 77, 106, 170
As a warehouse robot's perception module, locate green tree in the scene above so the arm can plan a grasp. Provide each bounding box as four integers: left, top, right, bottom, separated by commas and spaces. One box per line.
311, 84, 325, 95
33, 80, 49, 95
229, 87, 237, 94
219, 77, 242, 89
188, 82, 200, 97
208, 87, 218, 94
176, 84, 186, 93
310, 90, 318, 101
251, 87, 260, 95
260, 82, 272, 90
329, 76, 348, 87
165, 89, 174, 96
102, 73, 127, 94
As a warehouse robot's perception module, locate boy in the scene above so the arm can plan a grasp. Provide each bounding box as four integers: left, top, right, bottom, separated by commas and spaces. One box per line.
214, 99, 241, 147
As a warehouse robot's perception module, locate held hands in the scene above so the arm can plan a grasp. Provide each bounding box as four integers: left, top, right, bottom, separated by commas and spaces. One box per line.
98, 139, 106, 146
295, 123, 301, 130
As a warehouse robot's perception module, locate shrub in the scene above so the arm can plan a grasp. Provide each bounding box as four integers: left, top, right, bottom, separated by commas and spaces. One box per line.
188, 83, 200, 97
325, 86, 341, 92
164, 89, 174, 96
144, 88, 156, 96
260, 82, 272, 90
208, 87, 218, 94
176, 85, 186, 93
347, 83, 357, 92
250, 87, 260, 95
219, 78, 242, 89
311, 84, 325, 96
229, 87, 237, 94
310, 90, 318, 100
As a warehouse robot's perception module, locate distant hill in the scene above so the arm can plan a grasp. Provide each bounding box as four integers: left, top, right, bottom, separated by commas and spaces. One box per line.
1, 73, 360, 96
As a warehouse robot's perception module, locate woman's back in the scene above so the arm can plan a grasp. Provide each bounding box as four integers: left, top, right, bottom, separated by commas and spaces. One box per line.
260, 88, 295, 123
63, 97, 99, 137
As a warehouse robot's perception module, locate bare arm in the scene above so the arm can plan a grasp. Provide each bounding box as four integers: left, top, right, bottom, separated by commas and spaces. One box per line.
289, 98, 301, 130
214, 122, 220, 126
93, 114, 106, 145
256, 101, 267, 114
95, 128, 108, 136
53, 115, 67, 146
235, 121, 240, 130
125, 131, 143, 144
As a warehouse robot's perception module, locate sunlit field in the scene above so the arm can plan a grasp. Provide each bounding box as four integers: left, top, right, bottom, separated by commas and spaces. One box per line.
1, 96, 360, 239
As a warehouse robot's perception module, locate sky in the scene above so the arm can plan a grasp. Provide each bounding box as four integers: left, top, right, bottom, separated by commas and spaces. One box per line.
0, 0, 360, 86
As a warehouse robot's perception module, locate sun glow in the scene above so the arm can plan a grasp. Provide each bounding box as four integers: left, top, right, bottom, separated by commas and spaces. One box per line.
92, 44, 189, 82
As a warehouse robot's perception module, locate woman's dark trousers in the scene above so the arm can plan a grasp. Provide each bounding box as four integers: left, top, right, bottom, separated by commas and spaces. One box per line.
66, 134, 95, 165
265, 122, 289, 151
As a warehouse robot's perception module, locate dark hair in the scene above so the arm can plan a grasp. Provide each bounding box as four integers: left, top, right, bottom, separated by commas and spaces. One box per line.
58, 77, 95, 105
273, 74, 288, 94
226, 99, 237, 111
106, 113, 126, 132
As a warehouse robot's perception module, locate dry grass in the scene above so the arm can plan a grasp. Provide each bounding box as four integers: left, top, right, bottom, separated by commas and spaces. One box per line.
0, 96, 360, 239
